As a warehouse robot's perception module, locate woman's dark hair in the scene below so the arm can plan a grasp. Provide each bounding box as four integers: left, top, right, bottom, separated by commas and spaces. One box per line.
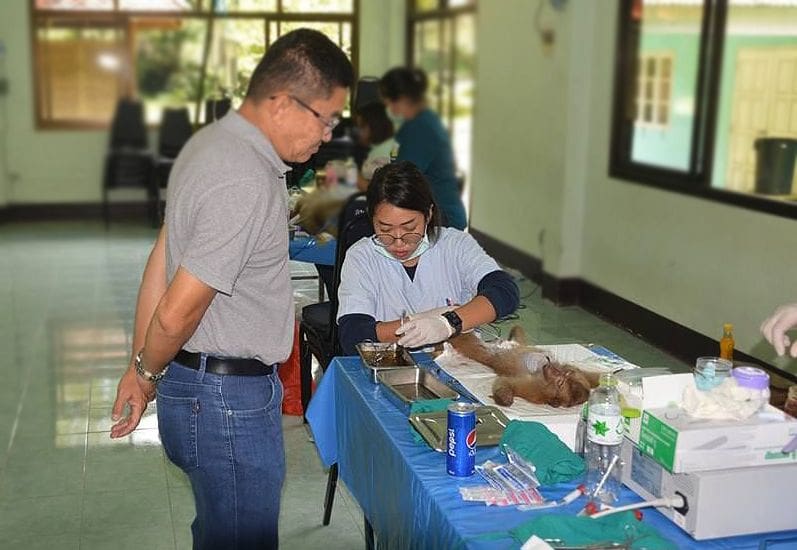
367, 161, 441, 242
378, 67, 428, 103
355, 102, 394, 145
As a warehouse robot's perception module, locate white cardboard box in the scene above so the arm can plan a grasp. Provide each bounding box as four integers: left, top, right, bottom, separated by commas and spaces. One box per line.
638, 404, 797, 472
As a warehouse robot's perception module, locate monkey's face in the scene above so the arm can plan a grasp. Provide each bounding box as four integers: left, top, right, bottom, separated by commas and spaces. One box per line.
542, 363, 592, 408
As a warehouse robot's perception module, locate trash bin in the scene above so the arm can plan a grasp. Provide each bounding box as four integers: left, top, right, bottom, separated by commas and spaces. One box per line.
754, 137, 797, 195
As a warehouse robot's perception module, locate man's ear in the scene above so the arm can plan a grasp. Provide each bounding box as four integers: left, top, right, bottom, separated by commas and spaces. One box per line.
268, 94, 293, 122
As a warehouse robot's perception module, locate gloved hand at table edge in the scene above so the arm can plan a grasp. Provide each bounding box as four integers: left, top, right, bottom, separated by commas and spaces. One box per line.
761, 303, 797, 357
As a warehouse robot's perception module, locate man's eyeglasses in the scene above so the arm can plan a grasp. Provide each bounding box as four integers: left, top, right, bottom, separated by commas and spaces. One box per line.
289, 95, 340, 131
371, 233, 425, 247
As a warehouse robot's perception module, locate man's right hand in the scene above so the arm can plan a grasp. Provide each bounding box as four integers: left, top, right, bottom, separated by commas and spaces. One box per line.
110, 366, 155, 438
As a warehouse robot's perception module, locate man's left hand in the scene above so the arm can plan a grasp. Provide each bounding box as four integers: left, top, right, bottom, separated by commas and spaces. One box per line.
110, 366, 155, 439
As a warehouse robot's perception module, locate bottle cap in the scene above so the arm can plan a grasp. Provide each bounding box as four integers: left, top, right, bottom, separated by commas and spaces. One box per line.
732, 366, 770, 390
723, 323, 733, 332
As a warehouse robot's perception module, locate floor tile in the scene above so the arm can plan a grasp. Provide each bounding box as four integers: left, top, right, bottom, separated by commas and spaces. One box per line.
0, 493, 83, 537
81, 487, 172, 534
3, 533, 81, 550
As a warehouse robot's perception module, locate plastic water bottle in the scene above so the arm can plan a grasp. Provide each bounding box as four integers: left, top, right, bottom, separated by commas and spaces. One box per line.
584, 372, 623, 505
574, 402, 588, 457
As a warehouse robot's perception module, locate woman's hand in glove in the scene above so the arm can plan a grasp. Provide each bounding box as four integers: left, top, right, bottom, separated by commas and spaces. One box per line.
395, 315, 454, 348
761, 303, 797, 357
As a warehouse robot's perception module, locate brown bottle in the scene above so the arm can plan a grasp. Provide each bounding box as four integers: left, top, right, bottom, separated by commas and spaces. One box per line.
719, 323, 734, 361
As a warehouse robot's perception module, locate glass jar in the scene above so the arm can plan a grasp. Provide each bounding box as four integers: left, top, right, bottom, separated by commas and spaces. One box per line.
784, 385, 797, 418
694, 356, 733, 391
731, 366, 771, 412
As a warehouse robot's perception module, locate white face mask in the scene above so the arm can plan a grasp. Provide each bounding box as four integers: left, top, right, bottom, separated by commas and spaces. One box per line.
372, 233, 431, 264
387, 111, 405, 129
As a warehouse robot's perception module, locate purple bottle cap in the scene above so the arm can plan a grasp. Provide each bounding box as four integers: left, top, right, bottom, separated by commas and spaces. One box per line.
732, 366, 770, 390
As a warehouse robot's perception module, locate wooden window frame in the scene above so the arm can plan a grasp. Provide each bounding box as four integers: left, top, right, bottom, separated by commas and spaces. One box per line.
30, 0, 359, 129
609, 0, 797, 220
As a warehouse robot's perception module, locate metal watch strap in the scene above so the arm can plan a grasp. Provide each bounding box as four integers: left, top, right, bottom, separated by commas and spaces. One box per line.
441, 310, 463, 337
135, 350, 167, 383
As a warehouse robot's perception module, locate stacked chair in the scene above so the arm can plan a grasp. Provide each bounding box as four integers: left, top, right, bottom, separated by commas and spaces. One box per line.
298, 191, 372, 525
102, 98, 157, 227
153, 107, 193, 222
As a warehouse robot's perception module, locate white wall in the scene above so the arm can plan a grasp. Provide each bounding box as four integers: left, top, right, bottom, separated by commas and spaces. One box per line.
359, 0, 405, 78
471, 0, 797, 371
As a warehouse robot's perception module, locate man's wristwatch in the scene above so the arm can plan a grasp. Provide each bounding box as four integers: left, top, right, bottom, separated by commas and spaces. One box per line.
135, 350, 167, 383
441, 310, 463, 337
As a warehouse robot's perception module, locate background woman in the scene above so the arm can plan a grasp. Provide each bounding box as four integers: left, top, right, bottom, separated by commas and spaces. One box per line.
354, 102, 397, 191
379, 67, 467, 230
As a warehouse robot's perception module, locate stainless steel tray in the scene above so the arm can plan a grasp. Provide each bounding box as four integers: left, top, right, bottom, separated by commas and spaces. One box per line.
377, 367, 460, 413
356, 342, 417, 383
409, 406, 511, 452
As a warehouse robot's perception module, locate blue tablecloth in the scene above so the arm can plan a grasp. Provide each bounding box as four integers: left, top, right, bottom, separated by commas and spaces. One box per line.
289, 236, 336, 266
307, 357, 797, 549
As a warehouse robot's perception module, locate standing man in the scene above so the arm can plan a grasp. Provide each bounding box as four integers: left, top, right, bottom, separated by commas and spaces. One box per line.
110, 29, 353, 549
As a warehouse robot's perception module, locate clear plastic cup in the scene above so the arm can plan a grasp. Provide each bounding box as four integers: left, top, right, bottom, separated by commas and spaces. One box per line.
694, 356, 733, 391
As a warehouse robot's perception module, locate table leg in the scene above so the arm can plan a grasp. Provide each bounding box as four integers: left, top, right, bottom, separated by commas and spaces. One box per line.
323, 463, 338, 525
364, 514, 375, 550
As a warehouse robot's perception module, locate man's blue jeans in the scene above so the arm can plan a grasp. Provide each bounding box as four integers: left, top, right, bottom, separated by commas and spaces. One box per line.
157, 359, 285, 549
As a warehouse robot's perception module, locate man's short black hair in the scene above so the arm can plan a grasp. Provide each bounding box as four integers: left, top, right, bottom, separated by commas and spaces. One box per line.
246, 28, 354, 102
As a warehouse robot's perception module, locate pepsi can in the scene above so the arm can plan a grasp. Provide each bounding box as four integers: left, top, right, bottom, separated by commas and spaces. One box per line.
446, 402, 477, 477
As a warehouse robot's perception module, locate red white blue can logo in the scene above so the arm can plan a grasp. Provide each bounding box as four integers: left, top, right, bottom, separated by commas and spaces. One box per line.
446, 402, 477, 477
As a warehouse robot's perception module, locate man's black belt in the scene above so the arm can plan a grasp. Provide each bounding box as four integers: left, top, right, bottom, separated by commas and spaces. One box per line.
174, 349, 275, 376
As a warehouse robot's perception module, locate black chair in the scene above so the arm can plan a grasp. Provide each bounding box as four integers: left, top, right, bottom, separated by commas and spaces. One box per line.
103, 98, 157, 227
205, 97, 232, 125
154, 107, 193, 222
297, 192, 371, 526
353, 76, 381, 114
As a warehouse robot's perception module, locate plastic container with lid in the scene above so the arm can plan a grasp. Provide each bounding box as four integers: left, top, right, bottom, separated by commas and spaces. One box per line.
731, 366, 771, 412
694, 356, 733, 391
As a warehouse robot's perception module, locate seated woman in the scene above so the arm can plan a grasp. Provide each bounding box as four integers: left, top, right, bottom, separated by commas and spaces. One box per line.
337, 161, 519, 355
379, 67, 467, 230
354, 102, 397, 192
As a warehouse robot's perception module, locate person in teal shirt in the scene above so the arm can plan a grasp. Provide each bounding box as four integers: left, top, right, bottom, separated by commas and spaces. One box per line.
379, 67, 467, 230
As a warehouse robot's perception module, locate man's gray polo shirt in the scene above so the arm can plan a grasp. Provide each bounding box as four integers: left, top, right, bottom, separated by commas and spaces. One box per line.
164, 110, 294, 365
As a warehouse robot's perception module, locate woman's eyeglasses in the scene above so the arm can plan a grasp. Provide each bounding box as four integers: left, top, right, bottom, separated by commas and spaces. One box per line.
371, 233, 424, 247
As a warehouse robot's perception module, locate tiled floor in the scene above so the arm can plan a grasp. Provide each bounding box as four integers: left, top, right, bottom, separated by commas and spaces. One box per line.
0, 221, 688, 549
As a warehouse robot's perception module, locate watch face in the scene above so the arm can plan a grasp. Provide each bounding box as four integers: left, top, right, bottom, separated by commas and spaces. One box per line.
443, 311, 463, 334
